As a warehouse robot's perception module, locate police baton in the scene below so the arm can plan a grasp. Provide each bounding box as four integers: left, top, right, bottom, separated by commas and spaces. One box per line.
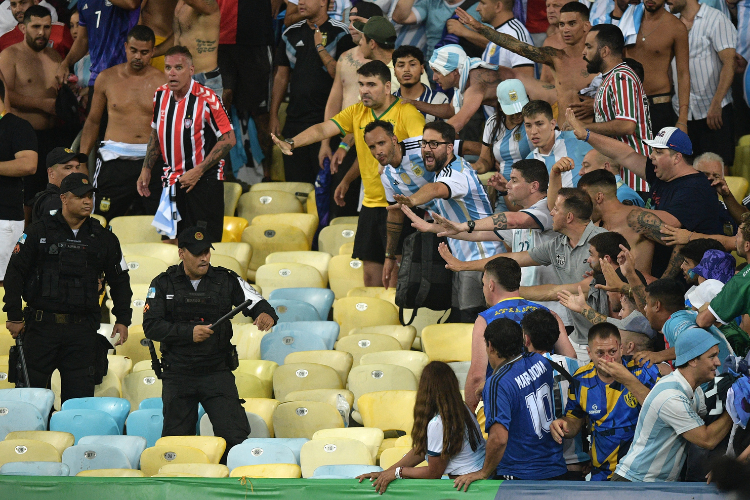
14, 336, 31, 388
209, 298, 255, 330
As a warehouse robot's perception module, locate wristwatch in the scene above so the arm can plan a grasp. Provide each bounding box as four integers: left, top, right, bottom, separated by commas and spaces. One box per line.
284, 138, 295, 151
467, 220, 475, 233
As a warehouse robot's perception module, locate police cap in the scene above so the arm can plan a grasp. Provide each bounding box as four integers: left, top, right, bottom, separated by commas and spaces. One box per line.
178, 226, 215, 255
60, 172, 97, 196
46, 147, 88, 170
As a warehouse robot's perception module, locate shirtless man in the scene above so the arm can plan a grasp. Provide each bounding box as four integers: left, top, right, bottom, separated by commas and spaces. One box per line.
139, 0, 178, 72
456, 2, 593, 127
624, 0, 689, 134
79, 25, 166, 219
539, 0, 574, 84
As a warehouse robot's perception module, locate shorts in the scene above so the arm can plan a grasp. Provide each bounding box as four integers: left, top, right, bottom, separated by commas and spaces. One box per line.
92, 155, 161, 219
194, 67, 224, 97
174, 174, 225, 243
647, 94, 677, 135
351, 205, 415, 264
0, 219, 24, 280
218, 44, 271, 114
25, 128, 72, 203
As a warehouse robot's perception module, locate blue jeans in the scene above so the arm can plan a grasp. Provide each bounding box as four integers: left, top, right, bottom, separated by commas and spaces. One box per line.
194, 67, 223, 97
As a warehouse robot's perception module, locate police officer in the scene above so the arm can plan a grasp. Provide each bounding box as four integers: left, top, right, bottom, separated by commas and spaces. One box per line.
3, 173, 132, 403
143, 226, 277, 462
28, 148, 89, 223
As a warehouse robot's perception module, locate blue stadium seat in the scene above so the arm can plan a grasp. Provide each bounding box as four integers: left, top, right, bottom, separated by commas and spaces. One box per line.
269, 299, 321, 323
259, 330, 328, 365
138, 398, 162, 410
0, 401, 46, 439
78, 435, 147, 470
0, 388, 54, 424
125, 409, 163, 448
268, 288, 335, 321
0, 461, 70, 476
50, 409, 120, 444
227, 441, 297, 471
311, 464, 383, 478
62, 444, 133, 475
240, 438, 308, 465
272, 321, 340, 350
61, 397, 131, 434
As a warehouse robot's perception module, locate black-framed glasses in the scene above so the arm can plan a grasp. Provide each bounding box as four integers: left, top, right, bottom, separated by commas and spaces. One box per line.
418, 139, 450, 149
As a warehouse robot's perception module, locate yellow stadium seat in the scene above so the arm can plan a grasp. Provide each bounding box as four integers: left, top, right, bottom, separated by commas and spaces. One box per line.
230, 463, 302, 478
242, 399, 281, 438
272, 363, 343, 401
158, 463, 230, 478
237, 191, 303, 222
122, 369, 163, 410
250, 181, 314, 205
328, 255, 365, 299
91, 213, 107, 227
339, 242, 354, 256
95, 369, 123, 399
109, 216, 162, 243
151, 472, 203, 477
347, 365, 418, 413
121, 243, 180, 266
107, 285, 151, 329
347, 325, 416, 350
77, 469, 146, 477
317, 224, 357, 255
404, 308, 451, 350
333, 297, 399, 341
299, 437, 373, 478
306, 190, 317, 217
379, 446, 412, 469
739, 135, 750, 147
224, 182, 243, 216
394, 435, 412, 448
330, 216, 359, 226
235, 360, 277, 399
156, 436, 226, 464
0, 439, 61, 466
5, 431, 74, 456
283, 389, 355, 412
360, 351, 429, 380
284, 350, 353, 385
123, 255, 169, 285
253, 213, 319, 246
0, 363, 14, 389
209, 254, 244, 276
265, 251, 331, 284
139, 445, 210, 476
132, 360, 152, 372
346, 287, 388, 300
335, 333, 403, 367
272, 401, 344, 439
725, 176, 749, 201
234, 324, 271, 360
242, 223, 309, 281
213, 242, 252, 276
254, 263, 325, 298
312, 428, 384, 462
222, 216, 249, 243
358, 390, 416, 437
421, 323, 473, 362
234, 373, 267, 399
115, 325, 155, 366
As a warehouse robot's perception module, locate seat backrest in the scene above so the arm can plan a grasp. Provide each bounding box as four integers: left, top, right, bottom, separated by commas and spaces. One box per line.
272, 321, 339, 350
213, 242, 252, 273
62, 443, 133, 474
265, 251, 332, 283
138, 398, 163, 410
260, 329, 327, 365
283, 389, 355, 411
335, 333, 403, 367
256, 264, 325, 298
106, 355, 133, 382
330, 216, 359, 226
357, 391, 416, 434
5, 431, 74, 456
268, 288, 333, 320
272, 401, 344, 439
332, 297, 399, 339
125, 409, 163, 448
61, 397, 131, 434
222, 216, 250, 243
299, 437, 374, 478
448, 361, 471, 390
421, 323, 474, 362
237, 190, 304, 221
158, 462, 230, 478
0, 388, 55, 420
113, 326, 152, 366
272, 363, 342, 401
348, 325, 417, 350
234, 324, 271, 360
234, 372, 267, 399
311, 428, 384, 462
0, 439, 61, 466
327, 255, 366, 299
155, 436, 226, 464
226, 441, 297, 471
109, 216, 161, 243
317, 224, 357, 255
50, 409, 120, 444
311, 464, 382, 478
0, 400, 46, 439
241, 399, 281, 438
211, 254, 245, 276
0, 461, 70, 476
78, 435, 147, 470
229, 463, 301, 478
139, 445, 210, 476
224, 182, 243, 216
121, 370, 163, 410
250, 181, 314, 203
241, 223, 309, 272
235, 360, 277, 398
360, 350, 429, 380
241, 437, 308, 465
122, 255, 169, 285
75, 468, 145, 477
283, 350, 353, 386
347, 365, 418, 411
379, 446, 412, 470
199, 411, 269, 439
120, 243, 180, 266
252, 213, 319, 246
269, 299, 321, 323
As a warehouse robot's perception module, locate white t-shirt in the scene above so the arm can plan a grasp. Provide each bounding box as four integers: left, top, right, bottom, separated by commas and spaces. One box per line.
426, 413, 486, 475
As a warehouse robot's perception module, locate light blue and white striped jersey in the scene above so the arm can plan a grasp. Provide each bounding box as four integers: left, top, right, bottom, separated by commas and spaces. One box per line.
615, 175, 645, 207
481, 18, 535, 69
526, 130, 593, 188
590, 0, 617, 25
738, 0, 750, 62
380, 136, 438, 212
434, 156, 503, 261
544, 353, 590, 465
373, 0, 428, 50
394, 84, 450, 123
483, 115, 532, 213
615, 369, 707, 482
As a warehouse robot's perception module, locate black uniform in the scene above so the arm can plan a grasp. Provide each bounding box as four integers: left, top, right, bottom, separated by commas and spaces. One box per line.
142, 262, 277, 460
28, 183, 61, 223
2, 212, 132, 402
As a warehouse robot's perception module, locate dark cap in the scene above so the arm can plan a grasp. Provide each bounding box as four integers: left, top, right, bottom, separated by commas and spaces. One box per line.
357, 16, 397, 47
351, 1, 384, 31
46, 147, 88, 170
178, 226, 215, 255
60, 172, 96, 196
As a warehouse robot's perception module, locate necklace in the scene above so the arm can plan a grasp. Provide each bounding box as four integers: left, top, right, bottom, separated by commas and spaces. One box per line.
639, 15, 665, 42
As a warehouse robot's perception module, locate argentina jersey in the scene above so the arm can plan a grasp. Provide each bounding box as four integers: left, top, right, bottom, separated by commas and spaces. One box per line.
483, 115, 532, 213
527, 130, 593, 187
381, 136, 437, 212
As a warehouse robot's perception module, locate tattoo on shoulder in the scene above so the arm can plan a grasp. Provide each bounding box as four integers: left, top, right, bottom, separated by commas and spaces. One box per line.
627, 209, 666, 244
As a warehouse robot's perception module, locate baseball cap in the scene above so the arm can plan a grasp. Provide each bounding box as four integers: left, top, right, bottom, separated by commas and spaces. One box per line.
351, 1, 384, 31
607, 310, 658, 339
496, 79, 529, 115
686, 279, 725, 310
691, 249, 736, 284
46, 147, 88, 170
674, 327, 719, 366
643, 127, 693, 156
177, 226, 215, 255
360, 16, 397, 46
59, 173, 96, 196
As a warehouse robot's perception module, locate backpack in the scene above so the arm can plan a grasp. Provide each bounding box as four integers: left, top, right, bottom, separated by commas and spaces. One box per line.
395, 231, 453, 325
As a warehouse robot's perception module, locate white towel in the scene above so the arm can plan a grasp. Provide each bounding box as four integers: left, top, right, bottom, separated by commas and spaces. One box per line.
429, 44, 498, 112
152, 184, 181, 239
98, 141, 148, 162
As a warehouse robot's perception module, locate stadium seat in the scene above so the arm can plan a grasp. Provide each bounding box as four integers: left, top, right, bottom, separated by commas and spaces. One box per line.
250, 181, 314, 204
272, 363, 343, 401
403, 308, 451, 350
379, 446, 412, 469
114, 326, 154, 366
233, 372, 267, 399
327, 255, 365, 299
91, 214, 107, 227
0, 388, 54, 424
339, 242, 354, 256
347, 365, 418, 413
421, 323, 473, 362
242, 399, 281, 438
299, 438, 374, 478
0, 439, 61, 466
283, 389, 355, 412
348, 325, 417, 350
235, 360, 277, 399
237, 191, 304, 222
241, 437, 308, 465
156, 436, 226, 464
212, 242, 252, 275
0, 461, 70, 476
272, 321, 340, 350
230, 463, 301, 478
270, 299, 321, 323
311, 464, 382, 478
159, 463, 229, 478
0, 363, 12, 390
0, 401, 46, 439
109, 216, 161, 243
234, 324, 272, 360
360, 351, 429, 380
330, 216, 359, 226
272, 401, 344, 439
76, 468, 145, 477
358, 391, 416, 438
335, 333, 403, 367
306, 190, 317, 217
448, 361, 471, 390
333, 297, 399, 340
123, 255, 169, 285
204, 411, 270, 440
139, 445, 210, 476
107, 288, 150, 328
312, 428, 384, 462
265, 251, 332, 284
725, 176, 749, 200
92, 367, 124, 400
151, 472, 202, 477
268, 288, 334, 320
226, 440, 297, 471
125, 409, 163, 448
394, 435, 412, 447
222, 216, 250, 243
132, 360, 152, 372
317, 224, 357, 255
121, 243, 180, 266
346, 286, 392, 301
242, 223, 309, 281
253, 213, 319, 246
122, 370, 163, 411
106, 355, 133, 382
256, 265, 326, 298
211, 254, 245, 276
284, 350, 353, 385
224, 182, 243, 216
5, 431, 73, 456
138, 398, 163, 410
78, 435, 147, 470
50, 409, 120, 444
260, 329, 327, 365
62, 443, 133, 475
61, 397, 131, 434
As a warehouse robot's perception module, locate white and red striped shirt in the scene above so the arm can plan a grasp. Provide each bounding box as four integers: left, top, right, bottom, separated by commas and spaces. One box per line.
151, 79, 233, 186
594, 62, 652, 191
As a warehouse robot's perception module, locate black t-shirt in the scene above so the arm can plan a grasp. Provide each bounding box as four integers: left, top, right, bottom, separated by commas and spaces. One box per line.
0, 113, 38, 221
218, 0, 273, 46
276, 18, 354, 124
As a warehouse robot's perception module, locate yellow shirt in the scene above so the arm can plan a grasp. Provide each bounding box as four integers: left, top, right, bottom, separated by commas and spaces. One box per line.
331, 98, 425, 208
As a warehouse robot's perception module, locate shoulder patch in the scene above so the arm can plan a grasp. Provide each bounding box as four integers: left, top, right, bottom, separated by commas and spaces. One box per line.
18, 234, 26, 244
147, 287, 156, 299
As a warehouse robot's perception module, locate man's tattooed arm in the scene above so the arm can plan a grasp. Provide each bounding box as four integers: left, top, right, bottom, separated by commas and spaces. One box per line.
492, 212, 508, 230
473, 24, 559, 65
661, 246, 685, 279
580, 304, 608, 324
197, 130, 235, 173
142, 128, 162, 171
627, 209, 669, 244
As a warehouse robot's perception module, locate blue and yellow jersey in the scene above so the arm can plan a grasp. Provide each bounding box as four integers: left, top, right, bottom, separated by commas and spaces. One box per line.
564, 357, 660, 480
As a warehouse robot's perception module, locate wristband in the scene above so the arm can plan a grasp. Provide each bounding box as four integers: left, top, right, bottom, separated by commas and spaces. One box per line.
338, 142, 350, 152
395, 467, 402, 479
316, 43, 325, 52
384, 253, 396, 260
584, 129, 590, 142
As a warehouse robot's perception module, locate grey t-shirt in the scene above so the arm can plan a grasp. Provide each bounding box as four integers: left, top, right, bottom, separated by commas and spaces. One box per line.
528, 221, 609, 344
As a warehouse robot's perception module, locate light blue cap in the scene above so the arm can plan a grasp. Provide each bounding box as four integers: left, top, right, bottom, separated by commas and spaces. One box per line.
675, 327, 719, 366
496, 79, 529, 115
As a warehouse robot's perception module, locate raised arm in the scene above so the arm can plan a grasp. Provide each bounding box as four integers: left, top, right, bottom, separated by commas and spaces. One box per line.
438, 241, 540, 272
392, 0, 418, 25
393, 182, 450, 209
271, 120, 341, 155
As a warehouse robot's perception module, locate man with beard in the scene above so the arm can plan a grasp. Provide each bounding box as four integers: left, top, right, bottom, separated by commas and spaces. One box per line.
0, 0, 72, 57
583, 24, 652, 191
80, 25, 166, 219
